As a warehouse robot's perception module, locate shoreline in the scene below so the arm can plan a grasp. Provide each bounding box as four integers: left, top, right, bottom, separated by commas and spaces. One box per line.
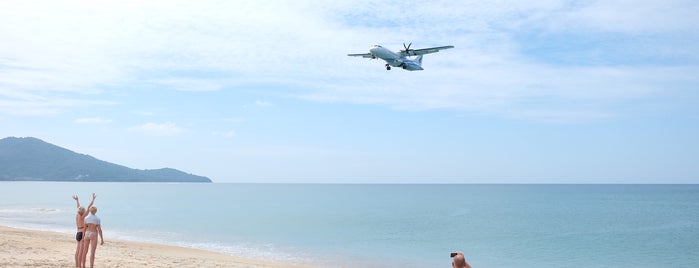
0, 225, 309, 268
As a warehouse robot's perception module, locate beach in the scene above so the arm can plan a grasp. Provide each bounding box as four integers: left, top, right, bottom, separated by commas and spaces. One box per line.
2, 183, 698, 267
0, 225, 306, 268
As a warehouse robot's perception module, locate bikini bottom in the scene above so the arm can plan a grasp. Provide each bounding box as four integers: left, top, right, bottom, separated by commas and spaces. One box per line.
85, 231, 96, 239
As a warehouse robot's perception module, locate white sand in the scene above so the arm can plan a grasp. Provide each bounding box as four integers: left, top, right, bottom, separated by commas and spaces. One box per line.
0, 225, 309, 268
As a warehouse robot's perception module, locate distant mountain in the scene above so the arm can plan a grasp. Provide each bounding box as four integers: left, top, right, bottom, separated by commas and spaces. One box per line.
0, 137, 211, 182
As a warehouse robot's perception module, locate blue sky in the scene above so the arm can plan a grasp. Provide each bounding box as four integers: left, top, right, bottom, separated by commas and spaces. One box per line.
1, 0, 697, 183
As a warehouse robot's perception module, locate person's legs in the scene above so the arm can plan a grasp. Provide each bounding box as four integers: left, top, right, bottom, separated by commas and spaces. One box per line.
75, 232, 83, 267
89, 235, 98, 268
80, 234, 91, 268
75, 240, 80, 267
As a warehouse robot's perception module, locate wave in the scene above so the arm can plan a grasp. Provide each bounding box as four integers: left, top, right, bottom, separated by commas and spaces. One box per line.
0, 207, 62, 213
105, 229, 316, 266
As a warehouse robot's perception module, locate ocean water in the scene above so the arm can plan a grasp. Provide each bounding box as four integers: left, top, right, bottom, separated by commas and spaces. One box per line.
0, 182, 697, 267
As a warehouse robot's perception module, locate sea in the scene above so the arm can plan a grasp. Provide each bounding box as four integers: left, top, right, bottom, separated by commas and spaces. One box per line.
0, 182, 697, 267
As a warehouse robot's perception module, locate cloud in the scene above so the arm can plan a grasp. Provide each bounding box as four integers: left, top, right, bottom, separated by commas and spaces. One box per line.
150, 78, 224, 92
558, 1, 699, 33
255, 100, 272, 107
213, 130, 236, 138
0, 88, 115, 116
128, 122, 183, 136
74, 117, 113, 124
0, 0, 696, 121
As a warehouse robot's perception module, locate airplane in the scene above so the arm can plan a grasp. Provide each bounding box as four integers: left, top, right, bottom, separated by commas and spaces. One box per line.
348, 43, 454, 71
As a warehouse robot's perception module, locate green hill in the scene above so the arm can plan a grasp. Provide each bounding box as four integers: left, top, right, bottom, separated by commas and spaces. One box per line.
0, 137, 211, 182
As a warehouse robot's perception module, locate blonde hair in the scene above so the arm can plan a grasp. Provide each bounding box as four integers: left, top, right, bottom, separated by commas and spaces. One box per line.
89, 206, 98, 214
77, 206, 86, 215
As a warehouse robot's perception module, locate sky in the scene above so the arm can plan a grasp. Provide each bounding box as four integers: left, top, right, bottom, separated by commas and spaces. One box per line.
1, 0, 698, 183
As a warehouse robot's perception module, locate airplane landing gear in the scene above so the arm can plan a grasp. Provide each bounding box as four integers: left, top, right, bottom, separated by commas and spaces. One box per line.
385, 64, 391, 70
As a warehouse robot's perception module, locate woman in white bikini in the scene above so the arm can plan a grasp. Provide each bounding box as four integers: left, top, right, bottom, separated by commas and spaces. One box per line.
72, 193, 95, 268
81, 205, 104, 268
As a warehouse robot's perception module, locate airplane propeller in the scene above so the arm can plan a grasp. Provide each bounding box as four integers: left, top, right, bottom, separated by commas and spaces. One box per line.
403, 42, 413, 56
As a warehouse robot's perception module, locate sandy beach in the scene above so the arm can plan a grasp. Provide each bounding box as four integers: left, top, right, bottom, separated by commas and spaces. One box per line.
0, 225, 308, 268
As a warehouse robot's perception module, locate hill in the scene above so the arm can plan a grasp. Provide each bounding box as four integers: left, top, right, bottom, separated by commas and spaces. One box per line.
0, 137, 211, 182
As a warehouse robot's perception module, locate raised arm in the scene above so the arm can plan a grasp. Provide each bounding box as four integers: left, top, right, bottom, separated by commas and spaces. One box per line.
72, 195, 80, 208
87, 193, 97, 211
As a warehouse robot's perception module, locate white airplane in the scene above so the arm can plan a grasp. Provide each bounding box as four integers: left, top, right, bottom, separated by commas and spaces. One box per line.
348, 43, 454, 71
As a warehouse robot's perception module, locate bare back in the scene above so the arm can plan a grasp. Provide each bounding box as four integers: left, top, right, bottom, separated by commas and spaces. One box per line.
76, 212, 86, 230
84, 213, 100, 233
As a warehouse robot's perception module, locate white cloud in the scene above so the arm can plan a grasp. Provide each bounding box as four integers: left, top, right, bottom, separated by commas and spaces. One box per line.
150, 78, 224, 92
74, 117, 113, 124
255, 101, 272, 107
213, 130, 236, 138
0, 90, 114, 116
128, 122, 183, 136
559, 1, 699, 33
0, 0, 696, 121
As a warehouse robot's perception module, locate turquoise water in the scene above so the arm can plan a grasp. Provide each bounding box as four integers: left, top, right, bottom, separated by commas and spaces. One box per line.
0, 182, 697, 267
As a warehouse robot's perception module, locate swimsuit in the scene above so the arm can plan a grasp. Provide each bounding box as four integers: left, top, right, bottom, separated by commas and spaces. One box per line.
76, 225, 85, 241
85, 231, 96, 238
84, 214, 101, 239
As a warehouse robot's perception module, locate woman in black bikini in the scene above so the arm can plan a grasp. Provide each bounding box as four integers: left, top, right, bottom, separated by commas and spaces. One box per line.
72, 193, 95, 268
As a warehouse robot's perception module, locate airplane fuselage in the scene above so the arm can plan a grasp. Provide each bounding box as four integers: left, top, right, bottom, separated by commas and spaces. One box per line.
348, 43, 453, 71
370, 45, 400, 62
369, 45, 423, 71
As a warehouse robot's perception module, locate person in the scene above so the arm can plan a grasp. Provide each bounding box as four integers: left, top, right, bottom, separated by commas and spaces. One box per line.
451, 251, 472, 268
81, 205, 104, 268
72, 193, 96, 268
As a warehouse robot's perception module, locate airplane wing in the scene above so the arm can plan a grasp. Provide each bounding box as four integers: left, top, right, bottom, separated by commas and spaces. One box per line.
347, 53, 374, 58
400, 45, 454, 57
